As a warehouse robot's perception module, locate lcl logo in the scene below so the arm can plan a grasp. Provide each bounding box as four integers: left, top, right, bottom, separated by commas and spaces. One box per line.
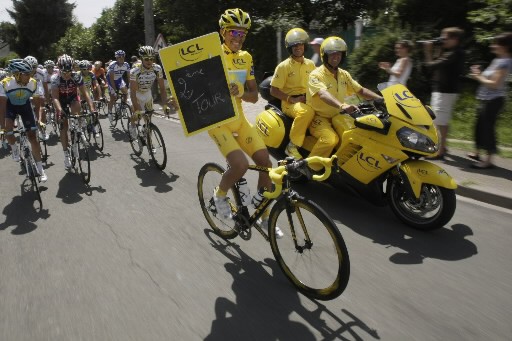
394, 90, 414, 101
179, 43, 204, 61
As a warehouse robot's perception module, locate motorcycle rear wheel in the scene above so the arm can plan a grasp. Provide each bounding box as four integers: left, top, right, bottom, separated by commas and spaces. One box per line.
387, 178, 456, 231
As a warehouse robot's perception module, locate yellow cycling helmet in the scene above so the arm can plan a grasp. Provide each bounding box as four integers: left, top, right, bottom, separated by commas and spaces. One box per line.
285, 28, 310, 48
219, 8, 251, 30
320, 36, 348, 65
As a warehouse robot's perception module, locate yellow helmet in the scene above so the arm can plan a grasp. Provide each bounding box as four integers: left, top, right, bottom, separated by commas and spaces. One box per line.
285, 28, 309, 48
320, 36, 348, 56
219, 8, 251, 30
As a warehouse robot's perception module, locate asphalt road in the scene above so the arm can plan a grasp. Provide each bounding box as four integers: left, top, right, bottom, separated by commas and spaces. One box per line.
1, 114, 511, 340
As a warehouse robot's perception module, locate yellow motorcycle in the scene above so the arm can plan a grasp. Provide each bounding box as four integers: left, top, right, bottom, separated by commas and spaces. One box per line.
256, 81, 457, 230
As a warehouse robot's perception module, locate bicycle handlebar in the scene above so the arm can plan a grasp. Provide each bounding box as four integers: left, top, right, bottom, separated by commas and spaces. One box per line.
263, 155, 338, 199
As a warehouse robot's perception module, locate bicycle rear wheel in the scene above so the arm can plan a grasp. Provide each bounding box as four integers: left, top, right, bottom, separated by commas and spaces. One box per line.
269, 196, 350, 300
120, 104, 132, 133
110, 105, 119, 128
147, 123, 167, 170
197, 163, 239, 239
129, 123, 143, 156
77, 138, 91, 183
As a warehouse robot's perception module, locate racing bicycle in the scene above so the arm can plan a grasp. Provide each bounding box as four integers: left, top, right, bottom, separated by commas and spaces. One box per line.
109, 91, 131, 132
197, 155, 350, 300
63, 107, 92, 183
80, 100, 104, 151
128, 109, 167, 170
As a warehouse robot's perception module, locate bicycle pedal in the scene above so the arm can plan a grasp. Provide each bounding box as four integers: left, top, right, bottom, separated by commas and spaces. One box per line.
238, 227, 252, 241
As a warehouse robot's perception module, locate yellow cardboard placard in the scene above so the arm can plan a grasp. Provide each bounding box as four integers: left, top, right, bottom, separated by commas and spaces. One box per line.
159, 32, 239, 136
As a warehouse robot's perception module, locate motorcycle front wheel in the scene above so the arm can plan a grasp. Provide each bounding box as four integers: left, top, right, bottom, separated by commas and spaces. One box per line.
387, 178, 456, 231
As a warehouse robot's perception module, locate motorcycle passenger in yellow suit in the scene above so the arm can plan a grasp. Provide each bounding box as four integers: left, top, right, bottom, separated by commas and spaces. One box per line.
306, 36, 383, 170
269, 28, 316, 160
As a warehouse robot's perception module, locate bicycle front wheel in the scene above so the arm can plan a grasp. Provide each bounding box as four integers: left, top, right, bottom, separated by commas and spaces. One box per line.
120, 105, 132, 133
28, 159, 42, 207
77, 139, 91, 184
91, 119, 104, 151
269, 196, 350, 300
147, 123, 167, 170
129, 123, 143, 156
197, 163, 239, 239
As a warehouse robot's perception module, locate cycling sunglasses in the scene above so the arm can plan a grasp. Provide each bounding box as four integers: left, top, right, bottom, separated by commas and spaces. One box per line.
228, 30, 247, 38
142, 57, 154, 61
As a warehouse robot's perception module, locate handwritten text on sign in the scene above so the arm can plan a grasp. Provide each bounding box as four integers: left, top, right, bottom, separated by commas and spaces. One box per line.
169, 56, 234, 133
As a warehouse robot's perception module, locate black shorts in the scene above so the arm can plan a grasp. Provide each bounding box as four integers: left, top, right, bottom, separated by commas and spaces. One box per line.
6, 102, 37, 131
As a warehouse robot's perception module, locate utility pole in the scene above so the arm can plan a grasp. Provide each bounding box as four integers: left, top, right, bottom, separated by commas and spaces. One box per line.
144, 0, 155, 46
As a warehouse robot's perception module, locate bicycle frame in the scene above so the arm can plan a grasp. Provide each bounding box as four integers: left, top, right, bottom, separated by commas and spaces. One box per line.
230, 155, 337, 241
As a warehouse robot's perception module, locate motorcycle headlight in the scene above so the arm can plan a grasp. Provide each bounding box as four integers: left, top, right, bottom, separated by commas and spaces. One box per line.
396, 127, 437, 153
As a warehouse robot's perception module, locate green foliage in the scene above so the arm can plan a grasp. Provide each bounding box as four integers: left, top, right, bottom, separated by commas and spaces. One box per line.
0, 51, 19, 68
467, 0, 512, 42
53, 23, 95, 61
2, 0, 74, 60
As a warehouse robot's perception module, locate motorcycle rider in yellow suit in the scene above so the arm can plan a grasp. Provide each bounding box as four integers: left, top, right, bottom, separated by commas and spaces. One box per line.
269, 28, 316, 159
307, 37, 383, 170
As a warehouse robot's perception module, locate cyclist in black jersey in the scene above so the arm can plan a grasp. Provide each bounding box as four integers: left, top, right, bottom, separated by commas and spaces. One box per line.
51, 54, 96, 169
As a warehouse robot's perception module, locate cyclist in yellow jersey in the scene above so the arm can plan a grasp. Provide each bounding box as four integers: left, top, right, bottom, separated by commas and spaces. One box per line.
307, 36, 382, 170
209, 8, 282, 237
270, 28, 316, 159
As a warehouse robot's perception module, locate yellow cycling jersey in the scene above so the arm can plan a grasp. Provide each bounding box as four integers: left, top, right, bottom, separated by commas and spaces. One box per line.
222, 44, 255, 114
307, 65, 362, 118
0, 76, 41, 105
270, 57, 315, 98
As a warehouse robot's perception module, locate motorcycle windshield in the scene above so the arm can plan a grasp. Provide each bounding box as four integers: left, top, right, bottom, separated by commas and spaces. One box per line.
378, 82, 433, 125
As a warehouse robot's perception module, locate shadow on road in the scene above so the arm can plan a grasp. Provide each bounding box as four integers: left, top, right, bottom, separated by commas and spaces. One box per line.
0, 182, 50, 235
56, 172, 106, 204
291, 181, 477, 264
203, 230, 379, 341
130, 155, 179, 193
443, 153, 512, 182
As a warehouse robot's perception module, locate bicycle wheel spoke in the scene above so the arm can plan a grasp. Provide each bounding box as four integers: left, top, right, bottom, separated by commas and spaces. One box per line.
197, 163, 238, 239
147, 124, 167, 170
269, 198, 350, 300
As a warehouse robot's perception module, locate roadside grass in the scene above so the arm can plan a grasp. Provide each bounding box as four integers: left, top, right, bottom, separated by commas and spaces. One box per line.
448, 88, 512, 158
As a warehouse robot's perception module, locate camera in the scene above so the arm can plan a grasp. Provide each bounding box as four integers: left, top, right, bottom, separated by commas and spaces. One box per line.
416, 37, 444, 45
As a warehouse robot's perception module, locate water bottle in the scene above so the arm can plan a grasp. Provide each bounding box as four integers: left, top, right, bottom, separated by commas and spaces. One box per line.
252, 187, 266, 209
237, 178, 251, 206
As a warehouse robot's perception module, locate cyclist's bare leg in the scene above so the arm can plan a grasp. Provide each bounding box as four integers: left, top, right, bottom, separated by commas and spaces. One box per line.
251, 148, 273, 191
219, 150, 249, 193
4, 118, 16, 145
27, 130, 42, 162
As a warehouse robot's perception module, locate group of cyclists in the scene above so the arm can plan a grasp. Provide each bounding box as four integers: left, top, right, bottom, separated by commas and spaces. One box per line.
1, 7, 382, 237
0, 45, 169, 184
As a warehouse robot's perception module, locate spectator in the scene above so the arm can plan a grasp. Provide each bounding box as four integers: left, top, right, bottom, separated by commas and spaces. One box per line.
423, 27, 465, 160
309, 37, 324, 67
467, 32, 512, 169
378, 40, 413, 85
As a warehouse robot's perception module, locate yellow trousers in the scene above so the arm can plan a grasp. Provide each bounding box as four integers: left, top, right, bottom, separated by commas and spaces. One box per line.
308, 115, 339, 170
282, 102, 315, 147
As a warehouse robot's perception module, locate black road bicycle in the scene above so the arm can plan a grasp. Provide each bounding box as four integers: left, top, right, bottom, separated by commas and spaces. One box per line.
198, 155, 350, 300
128, 109, 167, 170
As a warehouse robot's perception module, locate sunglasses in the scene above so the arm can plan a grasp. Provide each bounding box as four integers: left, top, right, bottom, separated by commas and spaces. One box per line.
228, 30, 247, 38
62, 70, 72, 74
142, 57, 154, 61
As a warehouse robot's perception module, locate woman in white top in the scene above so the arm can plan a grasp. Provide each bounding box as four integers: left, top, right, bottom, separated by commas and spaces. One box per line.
379, 40, 413, 85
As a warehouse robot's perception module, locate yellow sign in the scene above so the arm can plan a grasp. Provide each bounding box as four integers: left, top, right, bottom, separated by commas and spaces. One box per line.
159, 32, 239, 136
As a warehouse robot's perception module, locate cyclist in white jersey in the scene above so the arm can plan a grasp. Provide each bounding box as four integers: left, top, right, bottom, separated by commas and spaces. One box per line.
107, 50, 131, 122
25, 56, 49, 141
128, 46, 169, 138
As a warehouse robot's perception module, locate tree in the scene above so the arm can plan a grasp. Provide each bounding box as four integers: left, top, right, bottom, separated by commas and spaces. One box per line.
467, 0, 512, 42
54, 23, 95, 61
1, 0, 75, 60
